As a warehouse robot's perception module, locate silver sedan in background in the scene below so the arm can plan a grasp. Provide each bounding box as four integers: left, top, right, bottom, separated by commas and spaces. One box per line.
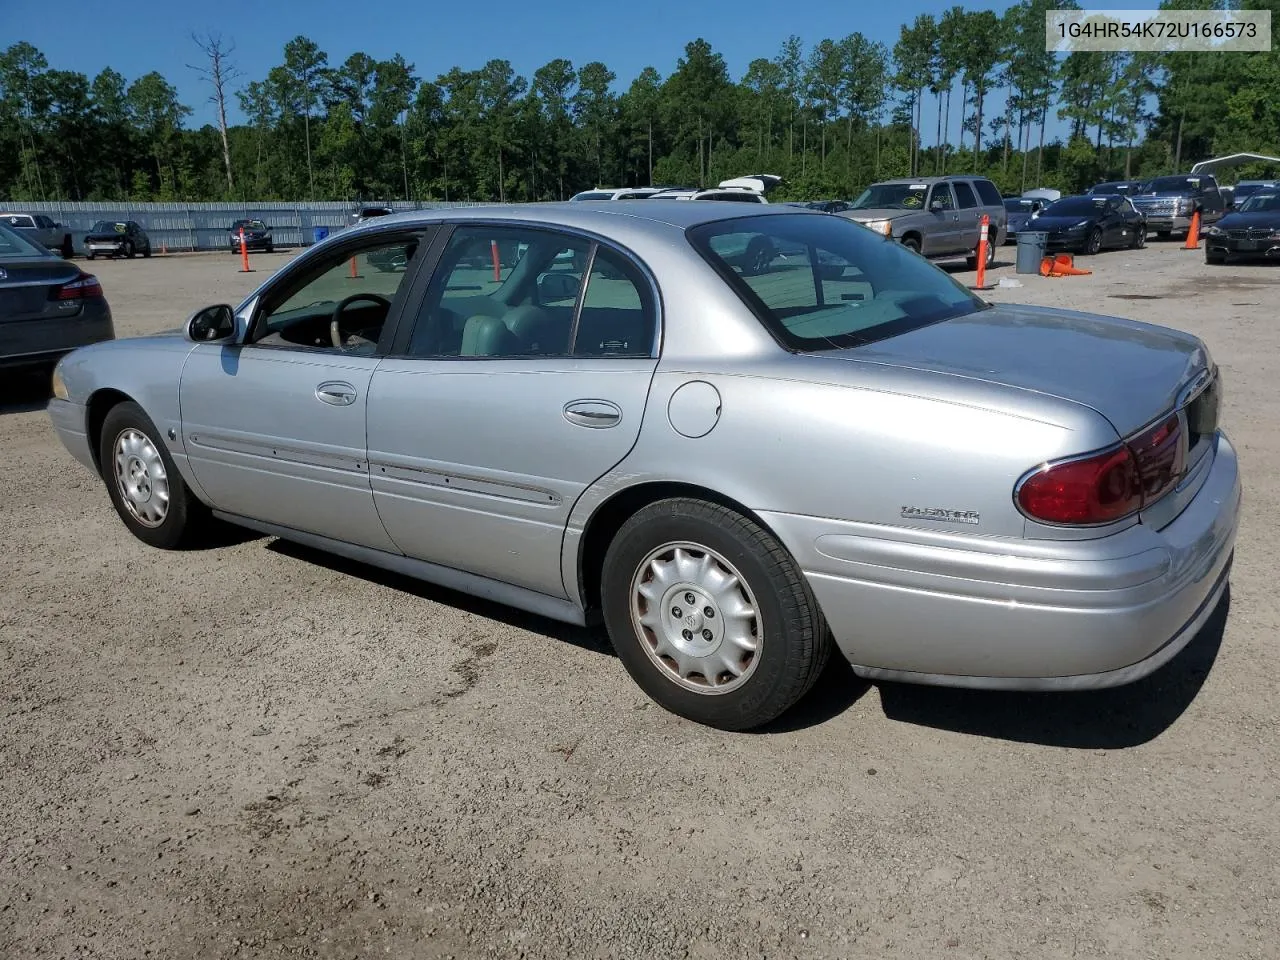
0, 221, 114, 380
46, 202, 1240, 730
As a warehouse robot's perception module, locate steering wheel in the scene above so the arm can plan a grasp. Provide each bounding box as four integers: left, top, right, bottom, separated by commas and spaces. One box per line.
330, 292, 391, 349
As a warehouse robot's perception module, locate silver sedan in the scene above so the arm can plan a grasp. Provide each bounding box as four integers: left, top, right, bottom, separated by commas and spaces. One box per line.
47, 202, 1241, 730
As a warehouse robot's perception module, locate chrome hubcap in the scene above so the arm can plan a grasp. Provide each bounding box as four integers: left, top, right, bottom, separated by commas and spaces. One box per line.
630, 542, 761, 695
113, 428, 169, 528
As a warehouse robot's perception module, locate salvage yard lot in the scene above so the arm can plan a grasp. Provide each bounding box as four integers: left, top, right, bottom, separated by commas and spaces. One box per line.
2, 241, 1278, 959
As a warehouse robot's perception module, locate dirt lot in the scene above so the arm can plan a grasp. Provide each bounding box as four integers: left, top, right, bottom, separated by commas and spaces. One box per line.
2, 240, 1278, 959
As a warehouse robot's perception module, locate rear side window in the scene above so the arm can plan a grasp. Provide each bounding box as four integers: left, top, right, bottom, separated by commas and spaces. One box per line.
688, 213, 984, 352
973, 178, 1003, 206
953, 182, 978, 209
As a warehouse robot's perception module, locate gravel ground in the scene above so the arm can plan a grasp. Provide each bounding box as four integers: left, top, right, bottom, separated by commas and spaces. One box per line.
2, 240, 1277, 959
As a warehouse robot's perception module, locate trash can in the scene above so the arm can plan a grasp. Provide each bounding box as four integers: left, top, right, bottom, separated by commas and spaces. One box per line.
313, 226, 330, 244
1015, 231, 1048, 274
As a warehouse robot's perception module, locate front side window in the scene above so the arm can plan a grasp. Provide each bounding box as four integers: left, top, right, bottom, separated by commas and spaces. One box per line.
928, 185, 955, 210
688, 213, 984, 352
249, 236, 421, 354
406, 225, 655, 359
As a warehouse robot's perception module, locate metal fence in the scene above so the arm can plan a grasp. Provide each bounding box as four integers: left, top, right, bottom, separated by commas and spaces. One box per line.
7, 200, 500, 253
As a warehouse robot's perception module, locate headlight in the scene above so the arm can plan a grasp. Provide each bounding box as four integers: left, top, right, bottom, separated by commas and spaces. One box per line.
51, 363, 68, 400
1176, 198, 1192, 212
1207, 225, 1223, 236
861, 219, 891, 235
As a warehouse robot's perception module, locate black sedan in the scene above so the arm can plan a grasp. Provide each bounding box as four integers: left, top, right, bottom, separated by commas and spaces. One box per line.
1025, 194, 1147, 255
84, 220, 152, 260
1204, 192, 1280, 264
0, 221, 114, 379
229, 218, 273, 253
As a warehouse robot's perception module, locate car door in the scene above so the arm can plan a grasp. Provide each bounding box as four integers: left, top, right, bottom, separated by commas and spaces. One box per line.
179, 228, 431, 552
951, 180, 981, 250
922, 183, 960, 255
366, 222, 661, 599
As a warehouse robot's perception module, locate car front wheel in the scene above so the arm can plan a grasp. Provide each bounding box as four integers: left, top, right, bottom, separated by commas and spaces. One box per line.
99, 401, 208, 549
1083, 227, 1103, 255
601, 498, 832, 731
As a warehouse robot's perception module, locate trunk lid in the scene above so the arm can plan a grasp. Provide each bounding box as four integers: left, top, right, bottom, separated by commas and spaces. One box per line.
0, 256, 83, 322
826, 303, 1208, 438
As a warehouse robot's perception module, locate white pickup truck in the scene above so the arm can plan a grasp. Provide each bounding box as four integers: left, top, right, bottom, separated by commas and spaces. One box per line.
1, 212, 75, 258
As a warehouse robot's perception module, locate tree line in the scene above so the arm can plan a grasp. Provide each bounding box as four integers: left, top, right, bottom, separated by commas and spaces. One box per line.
2, 0, 1277, 206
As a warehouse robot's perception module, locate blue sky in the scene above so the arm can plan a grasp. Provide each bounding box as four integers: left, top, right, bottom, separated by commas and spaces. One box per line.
10, 0, 1156, 141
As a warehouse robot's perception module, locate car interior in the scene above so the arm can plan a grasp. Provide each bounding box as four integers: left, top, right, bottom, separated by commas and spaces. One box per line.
407, 230, 654, 358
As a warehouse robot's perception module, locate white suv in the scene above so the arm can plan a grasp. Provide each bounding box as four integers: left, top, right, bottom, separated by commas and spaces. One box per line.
569, 187, 667, 201
648, 186, 768, 203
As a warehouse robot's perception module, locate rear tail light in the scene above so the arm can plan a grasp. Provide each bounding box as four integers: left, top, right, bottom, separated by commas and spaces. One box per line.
1017, 414, 1185, 525
51, 272, 103, 301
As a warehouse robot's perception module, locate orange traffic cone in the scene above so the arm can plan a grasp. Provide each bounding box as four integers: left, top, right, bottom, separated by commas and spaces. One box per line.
1039, 253, 1092, 277
1183, 209, 1201, 249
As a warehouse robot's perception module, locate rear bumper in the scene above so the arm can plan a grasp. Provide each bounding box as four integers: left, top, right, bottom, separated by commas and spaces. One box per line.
762, 432, 1241, 690
0, 307, 114, 371
48, 397, 98, 474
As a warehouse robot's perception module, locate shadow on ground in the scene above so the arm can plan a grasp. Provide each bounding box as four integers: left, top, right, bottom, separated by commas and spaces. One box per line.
0, 374, 52, 415
875, 588, 1230, 749
266, 537, 615, 659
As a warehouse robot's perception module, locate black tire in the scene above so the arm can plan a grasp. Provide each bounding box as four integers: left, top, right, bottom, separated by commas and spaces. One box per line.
1130, 227, 1146, 249
142, 244, 151, 258
98, 401, 208, 550
86, 251, 95, 261
125, 241, 135, 259
1205, 249, 1225, 265
1156, 230, 1171, 241
60, 236, 74, 258
900, 235, 921, 254
265, 242, 274, 253
600, 498, 832, 731
966, 234, 997, 268
1083, 227, 1103, 255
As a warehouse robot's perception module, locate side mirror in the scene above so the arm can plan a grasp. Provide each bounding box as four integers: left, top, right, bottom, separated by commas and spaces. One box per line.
536, 271, 581, 304
186, 304, 237, 343
929, 198, 945, 212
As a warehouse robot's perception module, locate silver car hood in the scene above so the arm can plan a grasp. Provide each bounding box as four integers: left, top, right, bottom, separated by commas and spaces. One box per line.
824, 303, 1207, 437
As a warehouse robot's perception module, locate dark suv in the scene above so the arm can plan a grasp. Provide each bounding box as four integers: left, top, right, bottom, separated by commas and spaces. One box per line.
842, 174, 1008, 268
1129, 174, 1226, 239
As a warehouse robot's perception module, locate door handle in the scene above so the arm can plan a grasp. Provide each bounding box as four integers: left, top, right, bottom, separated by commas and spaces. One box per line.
316, 381, 357, 406
563, 399, 622, 428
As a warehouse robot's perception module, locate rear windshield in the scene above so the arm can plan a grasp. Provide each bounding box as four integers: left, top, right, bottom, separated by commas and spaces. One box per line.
0, 222, 52, 258
91, 220, 128, 233
1003, 198, 1036, 212
232, 219, 267, 229
687, 213, 984, 352
849, 183, 928, 210
3, 214, 35, 228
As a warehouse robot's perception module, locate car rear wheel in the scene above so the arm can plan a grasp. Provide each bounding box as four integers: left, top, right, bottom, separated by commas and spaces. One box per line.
60, 237, 73, 258
601, 498, 832, 731
99, 401, 208, 550
86, 251, 95, 261
143, 244, 151, 258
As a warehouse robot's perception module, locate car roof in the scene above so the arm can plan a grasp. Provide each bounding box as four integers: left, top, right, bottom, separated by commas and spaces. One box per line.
874, 174, 987, 185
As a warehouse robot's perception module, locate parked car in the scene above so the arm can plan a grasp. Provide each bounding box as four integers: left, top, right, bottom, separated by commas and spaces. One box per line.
1001, 196, 1048, 242
649, 186, 769, 203
0, 221, 114, 378
1129, 174, 1226, 239
84, 220, 152, 260
1203, 191, 1280, 263
843, 174, 1007, 268
793, 200, 853, 213
1, 211, 75, 258
1026, 194, 1148, 254
349, 205, 394, 226
570, 187, 666, 200
1087, 180, 1142, 196
46, 203, 1239, 731
229, 218, 273, 253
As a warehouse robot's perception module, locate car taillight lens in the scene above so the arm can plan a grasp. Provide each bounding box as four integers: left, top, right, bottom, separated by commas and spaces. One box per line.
51, 273, 103, 300
1017, 414, 1185, 525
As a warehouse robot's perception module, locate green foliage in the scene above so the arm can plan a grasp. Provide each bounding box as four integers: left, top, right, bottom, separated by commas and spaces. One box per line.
1, 9, 1274, 204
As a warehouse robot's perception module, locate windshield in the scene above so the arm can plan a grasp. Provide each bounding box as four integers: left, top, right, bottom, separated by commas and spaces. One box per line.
232, 219, 266, 229
91, 221, 128, 233
687, 212, 984, 352
1139, 176, 1201, 193
0, 221, 52, 259
1239, 194, 1280, 213
849, 183, 928, 210
1042, 197, 1110, 216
